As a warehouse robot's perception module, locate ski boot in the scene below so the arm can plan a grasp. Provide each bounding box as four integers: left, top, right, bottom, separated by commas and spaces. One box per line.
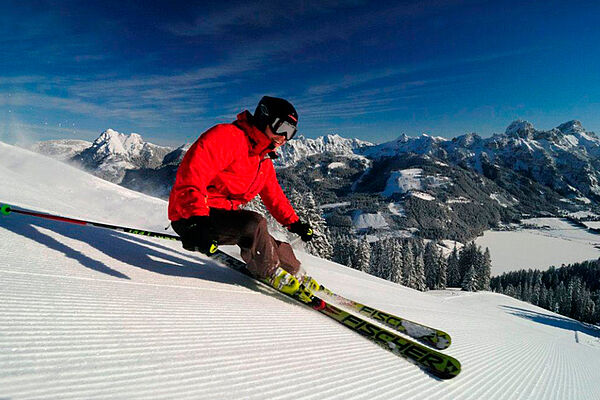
296, 275, 322, 304
267, 267, 301, 295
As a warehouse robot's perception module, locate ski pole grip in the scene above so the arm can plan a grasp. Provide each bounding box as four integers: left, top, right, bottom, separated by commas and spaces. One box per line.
0, 204, 12, 216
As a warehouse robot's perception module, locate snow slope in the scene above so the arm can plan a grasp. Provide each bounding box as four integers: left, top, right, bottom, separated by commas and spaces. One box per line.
1, 142, 600, 399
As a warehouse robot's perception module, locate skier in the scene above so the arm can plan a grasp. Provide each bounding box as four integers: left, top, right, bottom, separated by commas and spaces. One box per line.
168, 96, 315, 295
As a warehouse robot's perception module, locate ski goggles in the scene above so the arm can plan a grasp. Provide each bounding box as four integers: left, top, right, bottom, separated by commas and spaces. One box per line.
271, 117, 298, 140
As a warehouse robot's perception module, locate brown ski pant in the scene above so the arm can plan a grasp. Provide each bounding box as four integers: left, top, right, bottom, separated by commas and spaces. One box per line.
177, 209, 301, 279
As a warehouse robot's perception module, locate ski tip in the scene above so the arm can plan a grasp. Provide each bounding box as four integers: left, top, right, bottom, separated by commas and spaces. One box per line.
434, 356, 462, 380
436, 360, 462, 380
432, 332, 452, 350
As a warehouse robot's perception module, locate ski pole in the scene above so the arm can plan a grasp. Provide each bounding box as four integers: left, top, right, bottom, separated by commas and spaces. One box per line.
0, 202, 181, 242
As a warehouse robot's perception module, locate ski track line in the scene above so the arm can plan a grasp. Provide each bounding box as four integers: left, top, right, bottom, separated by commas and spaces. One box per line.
495, 340, 548, 400
2, 340, 369, 388
346, 365, 429, 400
0, 289, 274, 312
548, 340, 586, 400
500, 343, 573, 398
552, 341, 570, 400
1, 340, 379, 383
556, 342, 576, 400
0, 269, 255, 294
530, 341, 571, 400
3, 278, 441, 399
436, 336, 531, 399
1, 284, 460, 400
3, 343, 393, 399
457, 342, 535, 400
567, 341, 596, 400
2, 278, 445, 398
1, 323, 354, 358
2, 338, 357, 385
548, 338, 598, 400
0, 289, 322, 323
484, 339, 546, 400
536, 341, 561, 400
366, 369, 446, 400
301, 366, 418, 400
3, 331, 368, 374
0, 280, 278, 303
399, 341, 502, 400
1, 326, 352, 358
579, 351, 600, 397
251, 356, 400, 400
1, 334, 339, 361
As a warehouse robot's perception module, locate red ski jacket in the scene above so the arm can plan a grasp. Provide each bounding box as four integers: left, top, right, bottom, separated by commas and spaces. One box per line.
168, 111, 299, 226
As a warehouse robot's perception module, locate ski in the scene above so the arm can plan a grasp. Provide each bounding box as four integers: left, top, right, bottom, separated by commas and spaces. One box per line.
211, 252, 461, 380
312, 301, 460, 379
316, 285, 452, 350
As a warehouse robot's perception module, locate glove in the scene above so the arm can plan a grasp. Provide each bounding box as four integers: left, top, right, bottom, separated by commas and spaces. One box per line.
177, 216, 219, 256
288, 220, 314, 242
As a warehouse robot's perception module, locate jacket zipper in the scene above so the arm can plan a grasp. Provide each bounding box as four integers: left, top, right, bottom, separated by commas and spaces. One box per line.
246, 158, 267, 194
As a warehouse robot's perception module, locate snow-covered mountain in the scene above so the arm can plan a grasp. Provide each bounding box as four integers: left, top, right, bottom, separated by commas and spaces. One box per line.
273, 133, 372, 168
1, 140, 599, 399
363, 120, 600, 201
69, 129, 174, 183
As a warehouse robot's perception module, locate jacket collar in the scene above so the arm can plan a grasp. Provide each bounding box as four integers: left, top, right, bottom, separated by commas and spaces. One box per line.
235, 111, 278, 158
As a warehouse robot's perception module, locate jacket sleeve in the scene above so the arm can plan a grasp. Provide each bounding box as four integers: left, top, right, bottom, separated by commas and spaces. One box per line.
169, 125, 241, 220
259, 161, 299, 227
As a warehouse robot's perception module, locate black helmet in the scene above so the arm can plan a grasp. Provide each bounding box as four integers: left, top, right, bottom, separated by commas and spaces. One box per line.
253, 96, 298, 140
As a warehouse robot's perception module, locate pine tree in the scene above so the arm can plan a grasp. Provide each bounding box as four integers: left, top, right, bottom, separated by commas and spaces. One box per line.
458, 242, 475, 281
461, 265, 477, 292
331, 232, 345, 264
446, 245, 460, 287
437, 250, 448, 289
346, 255, 354, 270
504, 283, 516, 297
413, 246, 427, 291
423, 241, 439, 289
570, 277, 587, 321
556, 281, 570, 315
333, 233, 355, 267
593, 295, 600, 323
289, 190, 333, 260
356, 237, 371, 273
531, 273, 543, 306
547, 288, 556, 313
388, 239, 403, 284
478, 247, 492, 291
369, 240, 386, 279
402, 241, 415, 287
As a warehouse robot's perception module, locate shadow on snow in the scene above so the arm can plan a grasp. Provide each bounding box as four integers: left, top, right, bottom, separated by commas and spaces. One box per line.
1, 213, 255, 288
501, 305, 600, 338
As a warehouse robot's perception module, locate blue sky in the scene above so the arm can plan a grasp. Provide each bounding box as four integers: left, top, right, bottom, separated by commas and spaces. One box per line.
1, 0, 599, 146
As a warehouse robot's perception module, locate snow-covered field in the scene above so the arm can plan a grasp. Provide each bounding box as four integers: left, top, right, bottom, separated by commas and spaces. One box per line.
351, 211, 389, 230
583, 221, 600, 229
2, 142, 600, 399
476, 218, 600, 276
382, 168, 449, 199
